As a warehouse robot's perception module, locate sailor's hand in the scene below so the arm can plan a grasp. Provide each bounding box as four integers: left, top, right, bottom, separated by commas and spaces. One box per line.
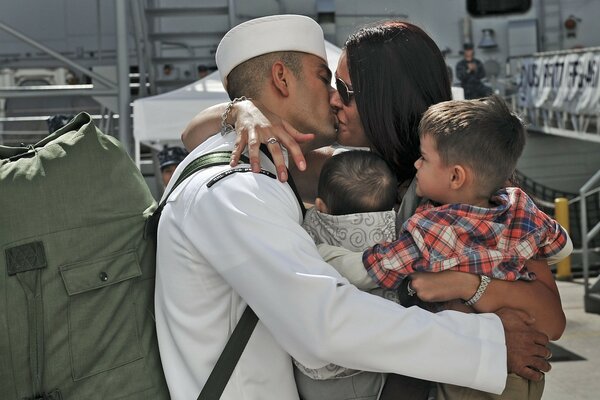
496, 308, 551, 381
229, 100, 314, 182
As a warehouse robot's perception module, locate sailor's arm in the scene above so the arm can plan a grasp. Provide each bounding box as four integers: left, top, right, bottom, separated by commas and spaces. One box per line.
193, 174, 511, 394
318, 244, 552, 381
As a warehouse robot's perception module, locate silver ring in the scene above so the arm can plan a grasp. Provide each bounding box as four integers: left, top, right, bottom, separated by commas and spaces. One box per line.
266, 137, 278, 145
406, 281, 416, 297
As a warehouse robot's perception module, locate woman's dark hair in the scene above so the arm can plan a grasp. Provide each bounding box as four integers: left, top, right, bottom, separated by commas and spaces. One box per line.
345, 21, 452, 183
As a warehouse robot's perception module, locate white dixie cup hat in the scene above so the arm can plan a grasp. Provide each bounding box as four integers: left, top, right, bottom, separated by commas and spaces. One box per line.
216, 14, 327, 90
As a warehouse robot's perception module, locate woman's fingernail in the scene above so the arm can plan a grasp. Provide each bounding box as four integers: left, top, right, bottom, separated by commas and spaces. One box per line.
279, 170, 287, 181
298, 161, 306, 170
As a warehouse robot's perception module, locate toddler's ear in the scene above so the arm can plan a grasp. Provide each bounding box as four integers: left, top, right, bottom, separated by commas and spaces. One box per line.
450, 165, 467, 190
315, 197, 329, 214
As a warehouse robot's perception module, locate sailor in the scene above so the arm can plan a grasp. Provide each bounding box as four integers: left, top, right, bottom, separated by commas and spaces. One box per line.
456, 43, 493, 99
157, 145, 188, 186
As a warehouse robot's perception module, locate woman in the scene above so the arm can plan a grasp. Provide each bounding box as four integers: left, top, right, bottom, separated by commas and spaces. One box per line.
182, 20, 564, 397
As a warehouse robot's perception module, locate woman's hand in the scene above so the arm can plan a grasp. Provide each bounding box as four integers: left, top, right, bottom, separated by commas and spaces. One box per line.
409, 271, 480, 303
229, 100, 315, 182
180, 99, 315, 182
410, 260, 565, 340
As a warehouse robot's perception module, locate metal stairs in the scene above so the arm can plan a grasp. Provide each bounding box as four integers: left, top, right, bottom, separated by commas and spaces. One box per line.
134, 0, 234, 94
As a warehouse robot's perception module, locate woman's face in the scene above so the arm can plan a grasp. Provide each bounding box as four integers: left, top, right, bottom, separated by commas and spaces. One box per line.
331, 51, 370, 148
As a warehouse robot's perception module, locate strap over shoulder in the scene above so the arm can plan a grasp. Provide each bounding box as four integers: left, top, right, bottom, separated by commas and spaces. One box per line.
144, 151, 248, 240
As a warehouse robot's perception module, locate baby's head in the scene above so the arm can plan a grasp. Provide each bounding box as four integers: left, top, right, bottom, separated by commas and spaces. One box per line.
416, 95, 526, 203
315, 150, 398, 215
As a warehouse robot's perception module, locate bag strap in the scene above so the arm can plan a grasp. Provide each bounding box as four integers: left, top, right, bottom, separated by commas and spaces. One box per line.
197, 306, 258, 400
144, 151, 249, 240
167, 151, 248, 207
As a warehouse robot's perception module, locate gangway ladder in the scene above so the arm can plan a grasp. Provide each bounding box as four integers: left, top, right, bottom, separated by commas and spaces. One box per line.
539, 0, 562, 51
136, 0, 236, 94
581, 169, 600, 314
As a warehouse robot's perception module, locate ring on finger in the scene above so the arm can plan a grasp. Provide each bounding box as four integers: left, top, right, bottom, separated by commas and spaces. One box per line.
266, 137, 278, 145
407, 281, 416, 297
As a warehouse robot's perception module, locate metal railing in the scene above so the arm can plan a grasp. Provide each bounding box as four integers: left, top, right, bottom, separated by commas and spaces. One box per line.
506, 47, 600, 144
515, 170, 600, 249
580, 170, 600, 313
0, 1, 132, 155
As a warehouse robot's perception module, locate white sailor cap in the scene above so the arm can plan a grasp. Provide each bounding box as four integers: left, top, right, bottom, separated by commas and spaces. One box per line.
216, 14, 327, 89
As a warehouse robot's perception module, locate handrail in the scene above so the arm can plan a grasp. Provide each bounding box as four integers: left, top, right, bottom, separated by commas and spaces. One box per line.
115, 0, 131, 155
0, 86, 118, 98
0, 114, 117, 123
130, 0, 149, 98
580, 169, 600, 297
0, 21, 117, 89
567, 186, 600, 205
508, 46, 600, 60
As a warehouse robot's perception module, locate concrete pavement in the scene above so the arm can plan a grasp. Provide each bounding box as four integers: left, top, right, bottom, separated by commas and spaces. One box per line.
542, 277, 600, 399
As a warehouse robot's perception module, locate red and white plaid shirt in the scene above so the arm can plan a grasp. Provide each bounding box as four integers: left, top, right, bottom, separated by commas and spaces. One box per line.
363, 187, 570, 289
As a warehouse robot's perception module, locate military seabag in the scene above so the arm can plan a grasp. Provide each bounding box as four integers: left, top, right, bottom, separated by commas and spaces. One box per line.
0, 113, 169, 399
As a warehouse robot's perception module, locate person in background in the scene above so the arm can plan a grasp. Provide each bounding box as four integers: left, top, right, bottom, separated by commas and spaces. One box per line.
163, 63, 177, 80
197, 64, 210, 79
47, 114, 75, 133
456, 43, 493, 99
157, 145, 188, 187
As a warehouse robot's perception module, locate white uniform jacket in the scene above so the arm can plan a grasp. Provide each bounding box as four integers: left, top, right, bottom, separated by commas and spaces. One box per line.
154, 132, 508, 400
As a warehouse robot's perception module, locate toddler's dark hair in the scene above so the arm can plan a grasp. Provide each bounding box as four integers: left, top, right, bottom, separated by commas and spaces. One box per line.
318, 150, 398, 215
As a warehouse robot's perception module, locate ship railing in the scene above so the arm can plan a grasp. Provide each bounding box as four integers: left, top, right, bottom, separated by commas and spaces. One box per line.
506, 46, 600, 144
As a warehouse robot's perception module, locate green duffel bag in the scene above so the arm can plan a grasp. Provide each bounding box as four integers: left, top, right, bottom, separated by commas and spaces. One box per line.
0, 113, 169, 399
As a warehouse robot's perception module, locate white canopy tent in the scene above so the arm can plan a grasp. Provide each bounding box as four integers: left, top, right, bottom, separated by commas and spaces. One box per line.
132, 41, 343, 165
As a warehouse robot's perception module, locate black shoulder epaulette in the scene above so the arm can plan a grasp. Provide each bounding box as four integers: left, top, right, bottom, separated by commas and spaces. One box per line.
206, 166, 277, 188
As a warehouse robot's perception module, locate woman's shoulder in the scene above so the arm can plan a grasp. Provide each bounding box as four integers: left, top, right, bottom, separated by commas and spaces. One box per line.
395, 178, 421, 227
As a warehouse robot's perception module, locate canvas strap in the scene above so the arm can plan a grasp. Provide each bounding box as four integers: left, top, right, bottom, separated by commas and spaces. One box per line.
144, 151, 248, 240
197, 306, 258, 400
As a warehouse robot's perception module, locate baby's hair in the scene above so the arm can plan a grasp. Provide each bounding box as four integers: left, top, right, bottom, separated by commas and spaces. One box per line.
418, 95, 526, 195
318, 150, 398, 215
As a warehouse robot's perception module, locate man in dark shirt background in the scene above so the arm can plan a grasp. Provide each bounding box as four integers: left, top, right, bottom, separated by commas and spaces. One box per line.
456, 43, 493, 99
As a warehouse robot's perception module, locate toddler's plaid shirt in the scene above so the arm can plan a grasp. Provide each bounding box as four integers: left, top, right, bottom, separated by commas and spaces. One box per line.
363, 187, 569, 289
